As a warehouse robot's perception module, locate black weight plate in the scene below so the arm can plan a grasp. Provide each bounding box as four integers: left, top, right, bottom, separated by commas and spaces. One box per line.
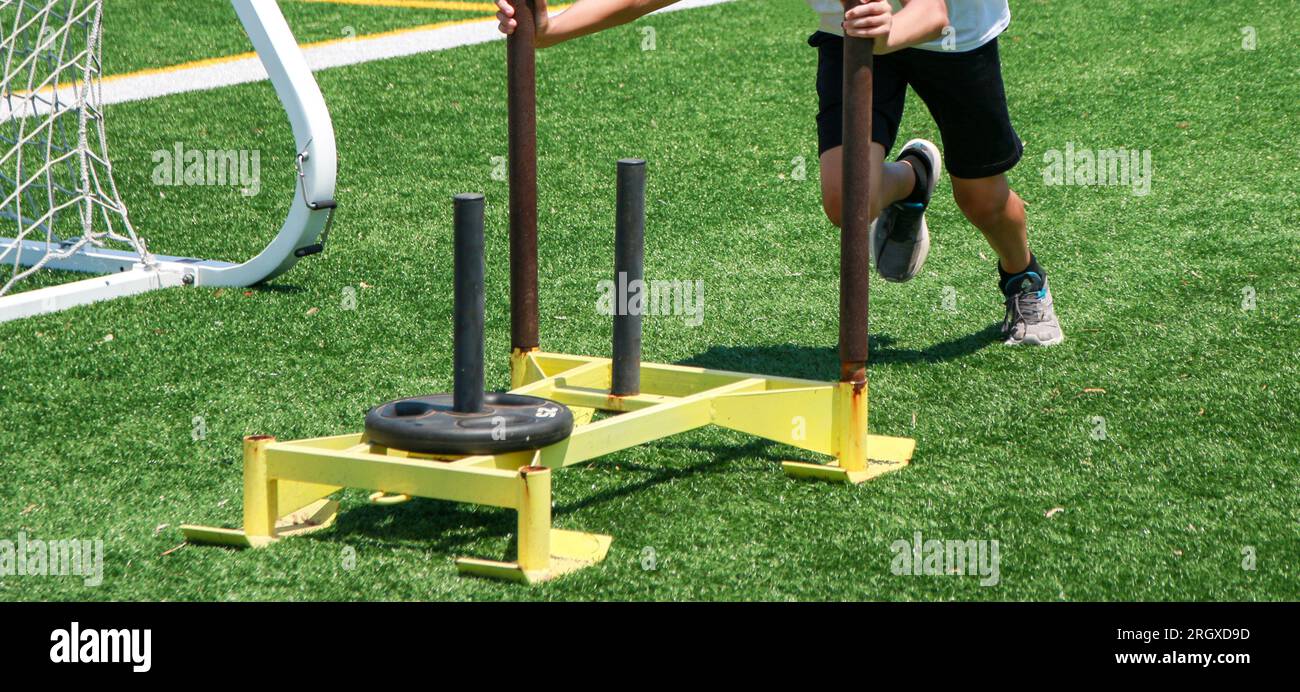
363, 392, 574, 455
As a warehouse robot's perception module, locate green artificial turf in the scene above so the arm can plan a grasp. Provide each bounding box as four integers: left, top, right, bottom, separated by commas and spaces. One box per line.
104, 0, 487, 75
0, 0, 1296, 601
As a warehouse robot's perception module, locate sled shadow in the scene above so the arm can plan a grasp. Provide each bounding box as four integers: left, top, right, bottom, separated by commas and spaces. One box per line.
321, 439, 776, 556
679, 322, 1003, 380
311, 326, 999, 558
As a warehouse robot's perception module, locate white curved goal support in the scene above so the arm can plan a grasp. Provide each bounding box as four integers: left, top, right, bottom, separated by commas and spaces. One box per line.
0, 0, 337, 323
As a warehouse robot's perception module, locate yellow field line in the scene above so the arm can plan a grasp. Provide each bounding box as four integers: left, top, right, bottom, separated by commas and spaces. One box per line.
19, 2, 572, 97
94, 15, 496, 89
299, 0, 498, 11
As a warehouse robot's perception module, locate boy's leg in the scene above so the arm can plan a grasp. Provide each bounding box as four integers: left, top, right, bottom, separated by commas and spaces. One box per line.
950, 172, 1030, 274
904, 37, 1062, 345
810, 31, 940, 283
952, 172, 1061, 345
870, 137, 942, 282
810, 30, 912, 228
818, 144, 918, 228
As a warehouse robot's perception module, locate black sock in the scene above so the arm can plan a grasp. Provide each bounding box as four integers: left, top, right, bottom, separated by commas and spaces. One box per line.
898, 151, 930, 205
999, 254, 1044, 294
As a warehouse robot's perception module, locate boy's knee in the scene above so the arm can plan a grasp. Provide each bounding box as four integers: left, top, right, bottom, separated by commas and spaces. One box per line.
821, 186, 885, 228
953, 185, 1011, 228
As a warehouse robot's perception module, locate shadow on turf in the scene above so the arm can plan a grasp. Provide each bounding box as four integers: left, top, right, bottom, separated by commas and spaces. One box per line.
679, 323, 1003, 379
317, 439, 780, 558
301, 328, 999, 559
247, 283, 305, 295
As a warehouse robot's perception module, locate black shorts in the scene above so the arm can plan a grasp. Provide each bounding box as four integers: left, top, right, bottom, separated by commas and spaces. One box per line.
811, 32, 1023, 179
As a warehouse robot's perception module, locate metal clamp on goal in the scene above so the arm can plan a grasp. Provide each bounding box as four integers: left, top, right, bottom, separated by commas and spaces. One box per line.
295, 142, 339, 212
293, 145, 337, 258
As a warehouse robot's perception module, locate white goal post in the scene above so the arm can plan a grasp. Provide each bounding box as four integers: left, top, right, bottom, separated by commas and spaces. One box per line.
0, 0, 337, 323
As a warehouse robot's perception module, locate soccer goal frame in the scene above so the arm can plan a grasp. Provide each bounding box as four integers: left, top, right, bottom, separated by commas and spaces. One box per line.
0, 0, 336, 323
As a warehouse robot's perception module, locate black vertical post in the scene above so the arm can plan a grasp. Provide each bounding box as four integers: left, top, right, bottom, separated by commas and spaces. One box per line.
840, 1, 873, 384
453, 193, 486, 414
612, 159, 645, 396
508, 0, 540, 353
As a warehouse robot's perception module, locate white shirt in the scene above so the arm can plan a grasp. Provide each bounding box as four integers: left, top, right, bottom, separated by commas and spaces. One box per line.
808, 0, 1010, 53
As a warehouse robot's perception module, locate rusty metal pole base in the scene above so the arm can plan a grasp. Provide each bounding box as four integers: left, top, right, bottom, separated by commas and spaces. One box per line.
781, 380, 913, 484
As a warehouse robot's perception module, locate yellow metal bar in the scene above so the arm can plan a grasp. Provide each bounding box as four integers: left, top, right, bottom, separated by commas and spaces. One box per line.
275, 479, 342, 518
181, 525, 264, 548
511, 358, 608, 396
781, 433, 913, 482
548, 386, 673, 413
515, 465, 550, 572
511, 347, 543, 388
528, 352, 603, 380
266, 446, 522, 509
243, 436, 277, 538
448, 449, 533, 468
569, 406, 596, 426
454, 528, 611, 584
779, 379, 914, 483
275, 433, 365, 450
835, 380, 868, 473
185, 350, 915, 581
181, 498, 338, 548
508, 378, 557, 399
710, 385, 835, 455
636, 361, 825, 391
532, 352, 825, 394
867, 434, 916, 466
538, 378, 766, 467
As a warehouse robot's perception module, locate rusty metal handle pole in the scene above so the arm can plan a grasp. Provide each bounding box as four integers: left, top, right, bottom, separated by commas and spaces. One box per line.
839, 2, 873, 384
508, 0, 540, 353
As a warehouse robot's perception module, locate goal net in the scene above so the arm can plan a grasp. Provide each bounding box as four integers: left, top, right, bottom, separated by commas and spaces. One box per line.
0, 0, 337, 323
0, 0, 151, 299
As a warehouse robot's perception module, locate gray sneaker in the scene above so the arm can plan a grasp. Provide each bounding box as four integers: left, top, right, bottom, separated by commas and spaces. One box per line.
1002, 272, 1064, 346
870, 138, 941, 283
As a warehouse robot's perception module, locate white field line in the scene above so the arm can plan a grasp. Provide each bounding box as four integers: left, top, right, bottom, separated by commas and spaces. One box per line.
0, 0, 736, 119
